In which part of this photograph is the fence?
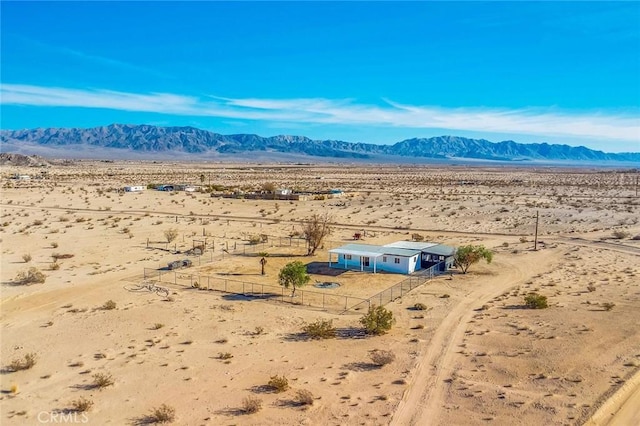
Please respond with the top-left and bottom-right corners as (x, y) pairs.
(143, 268), (370, 314)
(346, 263), (440, 312)
(141, 261), (440, 315)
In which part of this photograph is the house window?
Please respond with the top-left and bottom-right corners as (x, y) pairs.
(383, 256), (387, 263)
(439, 255), (445, 261)
(345, 255), (352, 260)
(394, 258), (400, 264)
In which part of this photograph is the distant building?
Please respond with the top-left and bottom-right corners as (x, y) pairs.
(124, 185), (145, 192)
(275, 188), (292, 196)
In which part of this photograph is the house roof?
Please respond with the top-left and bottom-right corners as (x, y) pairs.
(383, 241), (439, 251)
(422, 244), (456, 256)
(329, 243), (420, 258)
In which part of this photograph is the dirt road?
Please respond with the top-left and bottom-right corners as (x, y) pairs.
(391, 249), (559, 426)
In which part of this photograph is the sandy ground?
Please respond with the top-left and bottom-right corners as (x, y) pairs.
(1, 161), (639, 425)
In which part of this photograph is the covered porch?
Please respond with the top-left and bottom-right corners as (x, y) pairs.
(328, 247), (383, 273)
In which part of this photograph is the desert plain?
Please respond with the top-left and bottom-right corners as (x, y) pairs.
(1, 160), (639, 426)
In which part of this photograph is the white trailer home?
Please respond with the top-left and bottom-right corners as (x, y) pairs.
(124, 185), (146, 192)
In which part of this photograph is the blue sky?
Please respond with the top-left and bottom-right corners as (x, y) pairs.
(1, 1), (639, 152)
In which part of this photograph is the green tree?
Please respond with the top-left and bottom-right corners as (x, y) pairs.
(360, 305), (395, 335)
(454, 245), (493, 274)
(278, 261), (310, 297)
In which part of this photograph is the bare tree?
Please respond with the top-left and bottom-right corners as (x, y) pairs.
(164, 228), (178, 243)
(303, 212), (332, 256)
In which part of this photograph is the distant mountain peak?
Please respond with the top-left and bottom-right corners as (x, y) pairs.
(1, 124), (638, 163)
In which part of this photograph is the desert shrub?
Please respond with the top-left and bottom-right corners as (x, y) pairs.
(22, 253), (32, 263)
(267, 375), (289, 393)
(152, 323), (165, 330)
(51, 242), (59, 248)
(147, 404), (176, 423)
(295, 389), (314, 406)
(519, 237), (528, 243)
(360, 305), (395, 335)
(15, 267), (46, 285)
(302, 319), (336, 339)
(632, 234), (640, 241)
(612, 230), (630, 239)
(101, 300), (117, 310)
(52, 253), (74, 261)
(70, 397), (94, 412)
(602, 302), (615, 311)
(50, 262), (60, 271)
(524, 293), (548, 309)
(8, 353), (37, 371)
(587, 285), (596, 292)
(164, 228), (178, 243)
(218, 352), (233, 360)
(370, 349), (396, 366)
(413, 303), (427, 311)
(242, 396), (263, 414)
(92, 372), (114, 389)
(247, 235), (262, 245)
(412, 233), (424, 242)
(254, 326), (265, 335)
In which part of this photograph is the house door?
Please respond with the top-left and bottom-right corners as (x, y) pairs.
(363, 257), (370, 267)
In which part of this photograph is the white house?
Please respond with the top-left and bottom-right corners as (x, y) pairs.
(328, 243), (421, 274)
(124, 185), (145, 192)
(328, 241), (456, 275)
(275, 188), (292, 196)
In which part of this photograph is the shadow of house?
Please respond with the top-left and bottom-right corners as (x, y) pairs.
(306, 261), (348, 276)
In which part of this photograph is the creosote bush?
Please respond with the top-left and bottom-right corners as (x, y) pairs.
(15, 267), (46, 285)
(360, 305), (395, 335)
(8, 353), (37, 372)
(267, 375), (289, 393)
(148, 404), (176, 423)
(611, 230), (630, 240)
(369, 349), (396, 366)
(295, 389), (314, 406)
(22, 253), (32, 263)
(92, 372), (114, 389)
(101, 300), (117, 310)
(242, 396), (263, 414)
(413, 303), (427, 311)
(302, 319), (336, 339)
(70, 397), (94, 412)
(524, 292), (548, 309)
(602, 302), (615, 311)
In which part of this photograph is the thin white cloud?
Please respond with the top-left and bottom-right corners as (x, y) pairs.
(1, 83), (638, 144)
(15, 35), (171, 78)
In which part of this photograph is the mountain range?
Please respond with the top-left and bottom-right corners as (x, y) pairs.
(1, 124), (638, 163)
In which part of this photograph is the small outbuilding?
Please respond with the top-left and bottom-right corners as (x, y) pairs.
(124, 185), (145, 192)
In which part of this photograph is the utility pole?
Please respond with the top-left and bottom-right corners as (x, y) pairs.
(534, 210), (539, 251)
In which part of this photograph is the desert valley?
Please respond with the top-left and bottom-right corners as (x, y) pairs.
(1, 159), (639, 426)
